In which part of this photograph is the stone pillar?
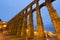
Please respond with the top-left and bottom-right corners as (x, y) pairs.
(45, 3), (58, 20)
(7, 23), (11, 34)
(27, 7), (34, 40)
(9, 20), (17, 35)
(17, 18), (23, 37)
(45, 2), (60, 40)
(52, 18), (60, 40)
(36, 6), (46, 40)
(8, 23), (13, 34)
(8, 21), (17, 35)
(12, 21), (17, 35)
(21, 16), (27, 37)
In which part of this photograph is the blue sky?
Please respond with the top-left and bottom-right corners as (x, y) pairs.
(0, 0), (60, 31)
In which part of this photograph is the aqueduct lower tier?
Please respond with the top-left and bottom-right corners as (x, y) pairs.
(7, 0), (60, 40)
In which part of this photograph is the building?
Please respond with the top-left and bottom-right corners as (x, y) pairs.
(0, 20), (7, 31)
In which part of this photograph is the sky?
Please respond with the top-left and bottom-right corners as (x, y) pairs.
(0, 0), (60, 31)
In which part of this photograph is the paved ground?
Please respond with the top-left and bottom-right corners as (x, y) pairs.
(0, 34), (57, 40)
(0, 31), (58, 40)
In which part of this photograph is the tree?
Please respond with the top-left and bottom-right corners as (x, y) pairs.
(0, 19), (2, 21)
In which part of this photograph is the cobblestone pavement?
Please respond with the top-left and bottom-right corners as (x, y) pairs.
(0, 31), (58, 40)
(0, 34), (57, 40)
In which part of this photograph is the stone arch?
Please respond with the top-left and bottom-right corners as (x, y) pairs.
(40, 6), (56, 32)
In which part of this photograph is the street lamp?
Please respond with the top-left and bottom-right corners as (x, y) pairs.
(3, 25), (7, 27)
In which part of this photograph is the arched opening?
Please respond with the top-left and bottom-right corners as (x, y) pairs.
(33, 11), (37, 30)
(32, 4), (36, 9)
(27, 15), (29, 28)
(27, 7), (30, 12)
(52, 0), (60, 17)
(39, 0), (45, 5)
(40, 6), (56, 32)
(40, 6), (57, 38)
